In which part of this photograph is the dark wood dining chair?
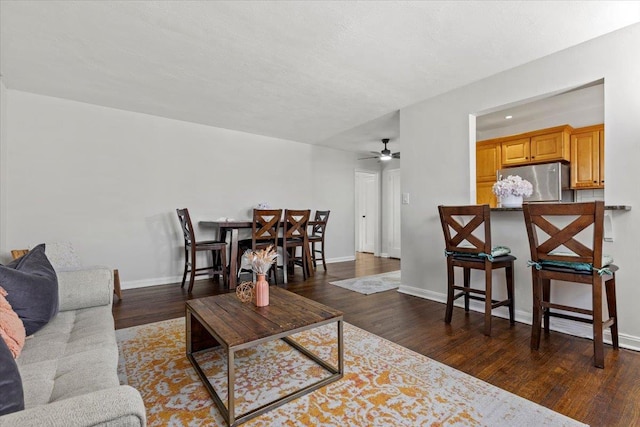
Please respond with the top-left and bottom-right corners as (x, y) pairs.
(280, 209), (311, 284)
(176, 208), (228, 293)
(438, 204), (516, 336)
(308, 210), (330, 271)
(238, 209), (282, 283)
(522, 201), (618, 368)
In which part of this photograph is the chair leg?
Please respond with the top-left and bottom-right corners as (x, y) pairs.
(531, 275), (543, 350)
(593, 278), (605, 368)
(320, 240), (327, 271)
(506, 263), (515, 325)
(305, 242), (314, 278)
(301, 246), (309, 280)
(444, 262), (455, 324)
(542, 278), (551, 333)
(484, 265), (492, 336)
(187, 249), (197, 293)
(181, 248), (189, 288)
(311, 241), (318, 269)
(463, 268), (470, 312)
(212, 250), (220, 282)
(605, 275), (619, 350)
(283, 245), (289, 285)
(295, 247), (305, 280)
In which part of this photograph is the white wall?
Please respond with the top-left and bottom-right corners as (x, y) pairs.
(0, 79), (7, 254)
(1, 90), (357, 287)
(400, 23), (640, 349)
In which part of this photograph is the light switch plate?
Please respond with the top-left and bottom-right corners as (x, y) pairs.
(402, 193), (410, 204)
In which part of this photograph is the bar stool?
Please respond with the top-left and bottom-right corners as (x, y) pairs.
(237, 209), (282, 284)
(176, 208), (228, 293)
(522, 201), (618, 368)
(280, 209), (311, 284)
(438, 204), (515, 336)
(309, 210), (330, 271)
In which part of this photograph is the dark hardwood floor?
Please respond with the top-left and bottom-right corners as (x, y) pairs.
(112, 253), (640, 426)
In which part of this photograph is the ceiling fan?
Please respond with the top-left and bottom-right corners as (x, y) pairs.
(358, 139), (400, 161)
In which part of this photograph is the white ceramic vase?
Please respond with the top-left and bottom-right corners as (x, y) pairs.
(500, 194), (523, 208)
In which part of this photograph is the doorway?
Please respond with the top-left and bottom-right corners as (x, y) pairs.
(355, 171), (379, 255)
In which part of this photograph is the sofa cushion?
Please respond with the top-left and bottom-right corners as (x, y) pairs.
(17, 305), (119, 407)
(0, 337), (24, 415)
(0, 244), (59, 335)
(0, 286), (26, 358)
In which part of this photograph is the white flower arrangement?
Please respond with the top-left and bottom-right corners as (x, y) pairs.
(492, 175), (533, 198)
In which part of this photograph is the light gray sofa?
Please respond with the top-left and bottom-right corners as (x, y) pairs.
(0, 267), (146, 427)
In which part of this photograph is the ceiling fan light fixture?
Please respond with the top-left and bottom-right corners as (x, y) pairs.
(357, 138), (399, 161)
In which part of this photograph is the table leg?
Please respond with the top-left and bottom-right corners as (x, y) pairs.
(229, 228), (239, 289)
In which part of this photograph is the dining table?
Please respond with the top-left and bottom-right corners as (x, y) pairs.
(199, 220), (316, 289)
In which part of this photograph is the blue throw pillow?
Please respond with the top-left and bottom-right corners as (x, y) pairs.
(0, 337), (24, 415)
(0, 244), (59, 335)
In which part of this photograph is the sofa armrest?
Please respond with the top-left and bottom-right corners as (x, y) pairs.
(0, 385), (146, 427)
(57, 267), (114, 312)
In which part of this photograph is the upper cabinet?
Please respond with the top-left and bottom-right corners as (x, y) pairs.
(500, 125), (572, 166)
(500, 137), (530, 165)
(570, 124), (604, 189)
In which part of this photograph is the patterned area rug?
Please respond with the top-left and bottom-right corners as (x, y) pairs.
(116, 317), (585, 427)
(328, 270), (401, 294)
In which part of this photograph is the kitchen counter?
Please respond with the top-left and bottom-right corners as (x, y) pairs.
(492, 205), (631, 212)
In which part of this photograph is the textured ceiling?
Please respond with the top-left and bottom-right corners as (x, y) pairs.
(1, 1), (639, 154)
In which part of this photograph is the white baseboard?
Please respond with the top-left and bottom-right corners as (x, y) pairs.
(122, 255), (357, 289)
(122, 275), (183, 290)
(397, 284), (640, 352)
(326, 255), (356, 263)
(379, 252), (389, 258)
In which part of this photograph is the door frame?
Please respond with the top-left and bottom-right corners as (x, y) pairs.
(355, 170), (380, 257)
(384, 167), (401, 259)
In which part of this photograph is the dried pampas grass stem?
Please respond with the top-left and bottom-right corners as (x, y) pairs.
(243, 245), (278, 274)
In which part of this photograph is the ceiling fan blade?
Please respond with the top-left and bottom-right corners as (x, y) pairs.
(392, 152), (400, 159)
(358, 155), (380, 160)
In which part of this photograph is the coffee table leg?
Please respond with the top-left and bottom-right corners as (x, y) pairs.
(338, 320), (344, 374)
(228, 349), (235, 426)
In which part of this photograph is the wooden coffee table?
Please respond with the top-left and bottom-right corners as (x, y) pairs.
(185, 287), (344, 426)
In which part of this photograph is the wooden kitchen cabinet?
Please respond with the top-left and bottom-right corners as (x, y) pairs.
(476, 140), (501, 207)
(477, 180), (498, 208)
(476, 140), (501, 182)
(500, 126), (572, 166)
(501, 137), (531, 166)
(531, 130), (571, 163)
(571, 124), (604, 189)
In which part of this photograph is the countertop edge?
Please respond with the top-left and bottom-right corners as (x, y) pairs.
(491, 205), (631, 212)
